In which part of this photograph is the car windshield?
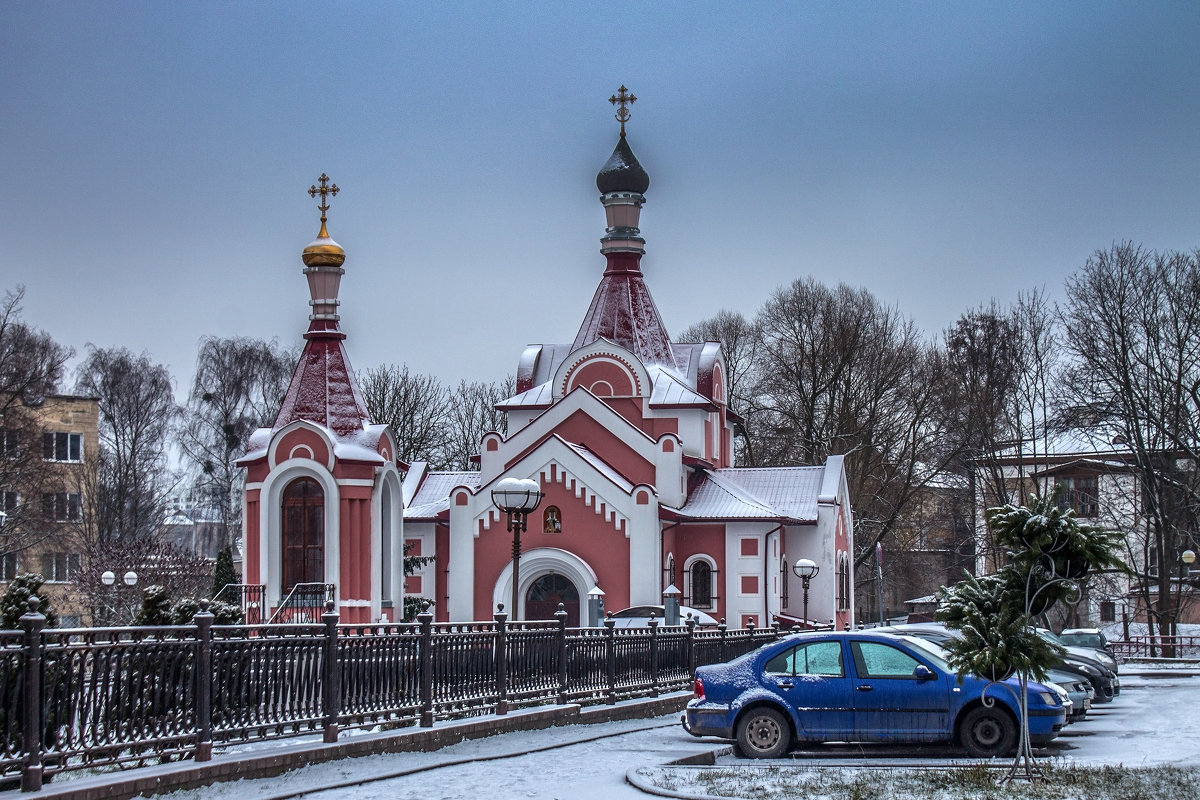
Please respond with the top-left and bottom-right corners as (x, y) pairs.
(1061, 632), (1104, 649)
(1036, 628), (1065, 645)
(887, 634), (952, 672)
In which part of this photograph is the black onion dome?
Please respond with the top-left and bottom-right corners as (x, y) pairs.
(596, 136), (650, 194)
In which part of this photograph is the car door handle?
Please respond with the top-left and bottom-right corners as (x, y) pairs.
(777, 681), (794, 689)
(857, 685), (873, 692)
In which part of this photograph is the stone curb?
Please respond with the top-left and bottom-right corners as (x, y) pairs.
(6, 693), (691, 800)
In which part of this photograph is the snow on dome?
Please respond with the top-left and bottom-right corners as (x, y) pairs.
(596, 136), (650, 195)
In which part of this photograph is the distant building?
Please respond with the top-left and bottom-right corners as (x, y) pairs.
(239, 96), (855, 627)
(0, 393), (100, 626)
(973, 437), (1198, 627)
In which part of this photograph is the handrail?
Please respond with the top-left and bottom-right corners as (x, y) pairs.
(267, 582), (336, 624)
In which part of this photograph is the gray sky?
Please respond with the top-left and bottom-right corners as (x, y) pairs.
(4, 2), (1199, 393)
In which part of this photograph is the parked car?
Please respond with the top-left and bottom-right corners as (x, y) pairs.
(683, 631), (1067, 758)
(1060, 627), (1116, 659)
(608, 605), (719, 628)
(1036, 628), (1119, 674)
(890, 621), (1119, 704)
(1046, 667), (1092, 721)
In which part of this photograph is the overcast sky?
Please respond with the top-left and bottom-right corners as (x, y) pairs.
(4, 2), (1199, 395)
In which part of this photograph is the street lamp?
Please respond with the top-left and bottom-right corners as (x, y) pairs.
(1183, 549), (1196, 576)
(792, 558), (820, 630)
(491, 477), (543, 620)
(100, 569), (138, 626)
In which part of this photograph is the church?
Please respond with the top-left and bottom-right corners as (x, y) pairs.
(239, 90), (855, 629)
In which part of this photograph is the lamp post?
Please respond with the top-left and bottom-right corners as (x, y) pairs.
(491, 477), (543, 621)
(792, 558), (819, 630)
(1183, 549), (1196, 576)
(100, 569), (138, 625)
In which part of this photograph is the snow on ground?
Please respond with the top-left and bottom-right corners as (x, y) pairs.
(157, 673), (1199, 800)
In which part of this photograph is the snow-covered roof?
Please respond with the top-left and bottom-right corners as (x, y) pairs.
(405, 471), (481, 520)
(715, 466), (828, 523)
(647, 366), (713, 407)
(676, 471), (782, 520)
(497, 380), (554, 409)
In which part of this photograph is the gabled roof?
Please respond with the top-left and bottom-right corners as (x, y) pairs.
(566, 443), (634, 493)
(405, 470), (482, 521)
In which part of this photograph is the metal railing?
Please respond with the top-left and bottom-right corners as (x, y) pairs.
(5, 599), (787, 791)
(266, 583), (337, 624)
(1111, 635), (1200, 659)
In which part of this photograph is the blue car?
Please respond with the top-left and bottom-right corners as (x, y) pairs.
(683, 631), (1067, 758)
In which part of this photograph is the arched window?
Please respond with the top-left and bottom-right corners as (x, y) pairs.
(689, 559), (715, 610)
(542, 505), (562, 533)
(282, 477), (324, 591)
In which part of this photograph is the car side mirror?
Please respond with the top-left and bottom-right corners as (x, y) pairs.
(913, 665), (935, 682)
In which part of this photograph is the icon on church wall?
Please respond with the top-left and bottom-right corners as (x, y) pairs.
(543, 506), (562, 533)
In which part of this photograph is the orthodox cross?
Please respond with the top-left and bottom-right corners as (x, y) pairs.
(308, 173), (339, 223)
(609, 85), (637, 136)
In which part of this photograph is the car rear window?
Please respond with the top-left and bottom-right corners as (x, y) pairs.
(765, 640), (844, 677)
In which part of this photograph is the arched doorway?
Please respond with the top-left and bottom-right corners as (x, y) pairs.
(282, 477), (324, 591)
(525, 574), (580, 626)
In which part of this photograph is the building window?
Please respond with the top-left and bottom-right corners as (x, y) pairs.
(0, 553), (18, 581)
(1, 429), (18, 459)
(1099, 600), (1116, 623)
(43, 432), (82, 463)
(1056, 475), (1099, 518)
(282, 477), (324, 591)
(688, 558), (716, 610)
(42, 492), (82, 522)
(40, 552), (81, 582)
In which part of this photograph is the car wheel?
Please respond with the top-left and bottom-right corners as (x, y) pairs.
(735, 707), (791, 759)
(960, 705), (1016, 758)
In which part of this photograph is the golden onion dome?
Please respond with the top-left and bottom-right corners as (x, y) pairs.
(302, 219), (346, 268)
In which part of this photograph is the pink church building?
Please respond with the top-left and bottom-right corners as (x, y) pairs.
(240, 107), (855, 629)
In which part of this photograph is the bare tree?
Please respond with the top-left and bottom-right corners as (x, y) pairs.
(443, 377), (514, 471)
(747, 278), (961, 571)
(1059, 243), (1200, 639)
(677, 309), (759, 463)
(0, 287), (74, 556)
(360, 364), (450, 466)
(179, 336), (295, 551)
(74, 536), (213, 626)
(74, 347), (179, 545)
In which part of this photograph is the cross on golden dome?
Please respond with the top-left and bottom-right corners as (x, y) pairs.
(308, 173), (340, 223)
(609, 85), (637, 137)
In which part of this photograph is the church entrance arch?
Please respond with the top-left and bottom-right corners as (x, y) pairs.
(525, 574), (580, 626)
(492, 547), (597, 624)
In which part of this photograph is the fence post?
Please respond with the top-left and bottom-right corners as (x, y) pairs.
(684, 616), (696, 674)
(193, 600), (215, 761)
(604, 615), (616, 705)
(555, 603), (569, 704)
(418, 601), (435, 727)
(321, 600), (340, 743)
(718, 618), (728, 662)
(20, 597), (46, 792)
(648, 616), (659, 697)
(494, 604), (509, 715)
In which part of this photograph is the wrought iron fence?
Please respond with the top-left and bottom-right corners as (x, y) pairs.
(1111, 634), (1200, 659)
(6, 598), (789, 791)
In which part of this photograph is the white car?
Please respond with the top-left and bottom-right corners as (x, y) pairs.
(608, 605), (719, 628)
